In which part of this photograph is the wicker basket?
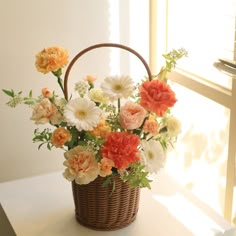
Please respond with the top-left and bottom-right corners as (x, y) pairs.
(72, 174), (140, 230)
(64, 43), (152, 230)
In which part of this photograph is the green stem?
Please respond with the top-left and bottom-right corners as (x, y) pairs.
(57, 77), (65, 98)
(118, 98), (121, 113)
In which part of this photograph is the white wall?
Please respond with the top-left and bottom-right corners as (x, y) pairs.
(0, 0), (112, 182)
(0, 0), (150, 182)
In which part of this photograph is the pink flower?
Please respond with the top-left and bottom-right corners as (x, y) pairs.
(99, 158), (114, 177)
(63, 146), (99, 184)
(140, 80), (177, 117)
(119, 101), (147, 130)
(101, 132), (140, 170)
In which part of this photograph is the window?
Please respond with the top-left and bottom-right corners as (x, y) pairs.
(150, 0), (236, 222)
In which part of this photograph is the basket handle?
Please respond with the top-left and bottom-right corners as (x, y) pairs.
(63, 43), (152, 100)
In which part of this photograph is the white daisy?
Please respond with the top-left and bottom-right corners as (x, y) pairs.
(140, 140), (165, 174)
(101, 75), (134, 101)
(64, 97), (101, 131)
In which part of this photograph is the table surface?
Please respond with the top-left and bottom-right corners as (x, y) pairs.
(0, 171), (235, 236)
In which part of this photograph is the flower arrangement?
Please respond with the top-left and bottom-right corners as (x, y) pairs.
(3, 44), (187, 189)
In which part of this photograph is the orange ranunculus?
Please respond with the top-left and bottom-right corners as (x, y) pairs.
(139, 80), (177, 117)
(35, 46), (69, 74)
(51, 127), (71, 148)
(101, 132), (140, 170)
(99, 158), (114, 177)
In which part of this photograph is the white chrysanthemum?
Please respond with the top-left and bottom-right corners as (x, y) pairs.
(101, 75), (134, 101)
(166, 116), (181, 137)
(140, 140), (165, 174)
(64, 97), (101, 131)
(74, 80), (89, 97)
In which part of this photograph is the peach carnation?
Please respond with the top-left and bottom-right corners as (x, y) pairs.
(99, 158), (114, 177)
(63, 146), (99, 184)
(119, 101), (147, 130)
(35, 46), (68, 74)
(139, 80), (177, 117)
(101, 132), (140, 170)
(51, 127), (71, 147)
(143, 117), (159, 135)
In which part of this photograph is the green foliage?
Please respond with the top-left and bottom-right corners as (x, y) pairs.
(2, 89), (37, 107)
(121, 162), (152, 189)
(33, 128), (53, 150)
(159, 48), (188, 81)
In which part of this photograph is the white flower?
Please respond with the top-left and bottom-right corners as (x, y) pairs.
(166, 116), (181, 137)
(101, 75), (134, 101)
(89, 88), (109, 104)
(140, 140), (165, 174)
(64, 97), (101, 131)
(74, 80), (89, 97)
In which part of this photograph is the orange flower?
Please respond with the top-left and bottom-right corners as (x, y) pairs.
(88, 120), (111, 138)
(41, 88), (52, 98)
(143, 117), (159, 135)
(99, 158), (114, 177)
(51, 127), (71, 147)
(101, 132), (140, 170)
(35, 46), (68, 74)
(84, 75), (97, 84)
(139, 80), (176, 117)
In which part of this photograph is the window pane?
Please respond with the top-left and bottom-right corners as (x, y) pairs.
(168, 0), (235, 88)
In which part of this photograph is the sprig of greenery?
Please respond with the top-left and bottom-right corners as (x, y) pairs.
(33, 128), (53, 150)
(121, 162), (152, 189)
(2, 89), (37, 107)
(158, 48), (188, 81)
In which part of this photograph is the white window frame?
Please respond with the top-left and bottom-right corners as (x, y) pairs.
(149, 0), (236, 222)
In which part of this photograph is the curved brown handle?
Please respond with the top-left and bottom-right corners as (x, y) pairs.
(63, 43), (152, 100)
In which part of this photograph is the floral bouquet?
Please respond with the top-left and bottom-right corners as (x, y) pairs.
(3, 43), (187, 189)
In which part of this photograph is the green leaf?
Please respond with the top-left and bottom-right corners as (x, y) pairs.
(2, 89), (15, 97)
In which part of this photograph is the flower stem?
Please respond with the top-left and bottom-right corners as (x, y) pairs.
(118, 98), (120, 113)
(57, 77), (65, 98)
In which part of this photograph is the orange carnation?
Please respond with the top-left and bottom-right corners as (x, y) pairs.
(88, 120), (111, 139)
(35, 46), (69, 74)
(51, 127), (71, 147)
(101, 132), (140, 170)
(139, 80), (177, 117)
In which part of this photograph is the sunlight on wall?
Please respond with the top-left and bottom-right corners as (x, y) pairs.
(166, 83), (230, 216)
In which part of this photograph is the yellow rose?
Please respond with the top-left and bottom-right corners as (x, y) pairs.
(35, 46), (69, 74)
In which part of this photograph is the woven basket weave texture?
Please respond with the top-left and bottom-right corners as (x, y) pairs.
(72, 174), (140, 230)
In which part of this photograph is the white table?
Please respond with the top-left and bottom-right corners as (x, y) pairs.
(0, 171), (235, 236)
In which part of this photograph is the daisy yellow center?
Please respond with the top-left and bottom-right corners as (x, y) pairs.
(147, 151), (153, 160)
(112, 84), (123, 92)
(75, 110), (87, 119)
